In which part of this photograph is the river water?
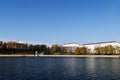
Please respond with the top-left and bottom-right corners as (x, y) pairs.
(0, 57), (120, 80)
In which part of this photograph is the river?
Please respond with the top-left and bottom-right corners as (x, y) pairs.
(0, 57), (120, 80)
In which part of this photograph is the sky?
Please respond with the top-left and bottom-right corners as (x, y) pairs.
(0, 0), (120, 45)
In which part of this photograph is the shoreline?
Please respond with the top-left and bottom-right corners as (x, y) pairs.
(0, 54), (120, 58)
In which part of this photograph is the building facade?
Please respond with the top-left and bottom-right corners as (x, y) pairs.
(62, 43), (80, 53)
(61, 41), (120, 54)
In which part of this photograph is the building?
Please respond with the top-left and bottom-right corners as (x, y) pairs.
(61, 41), (120, 54)
(62, 43), (80, 53)
(82, 41), (120, 54)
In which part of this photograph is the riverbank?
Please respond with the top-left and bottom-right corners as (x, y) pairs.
(0, 54), (120, 58)
(0, 54), (34, 57)
(37, 55), (120, 58)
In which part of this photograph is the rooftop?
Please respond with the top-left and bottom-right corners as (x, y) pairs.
(82, 41), (118, 45)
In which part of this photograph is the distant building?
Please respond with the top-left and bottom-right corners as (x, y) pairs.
(61, 43), (80, 53)
(6, 41), (27, 49)
(61, 41), (120, 54)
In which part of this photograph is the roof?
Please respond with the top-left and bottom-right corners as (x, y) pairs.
(62, 42), (80, 47)
(82, 41), (118, 45)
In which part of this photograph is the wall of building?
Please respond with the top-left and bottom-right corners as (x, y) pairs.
(62, 41), (120, 54)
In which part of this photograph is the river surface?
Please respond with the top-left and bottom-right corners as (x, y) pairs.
(0, 57), (120, 80)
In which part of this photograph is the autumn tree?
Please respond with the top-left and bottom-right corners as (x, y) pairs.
(75, 47), (81, 55)
(94, 47), (101, 55)
(51, 44), (61, 54)
(106, 45), (115, 55)
(94, 45), (115, 55)
(75, 46), (87, 55)
(115, 46), (120, 54)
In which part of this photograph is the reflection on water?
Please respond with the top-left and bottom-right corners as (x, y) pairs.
(0, 57), (120, 80)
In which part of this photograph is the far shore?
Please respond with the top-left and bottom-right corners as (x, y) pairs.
(0, 54), (120, 58)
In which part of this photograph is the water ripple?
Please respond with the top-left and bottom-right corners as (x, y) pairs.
(0, 57), (120, 80)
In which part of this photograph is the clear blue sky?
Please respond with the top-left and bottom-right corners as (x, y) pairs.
(0, 0), (120, 44)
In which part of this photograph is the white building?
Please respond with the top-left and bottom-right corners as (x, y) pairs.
(82, 41), (120, 53)
(61, 41), (120, 54)
(62, 43), (80, 53)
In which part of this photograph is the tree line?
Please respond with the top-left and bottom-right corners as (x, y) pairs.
(0, 41), (67, 55)
(0, 41), (120, 55)
(0, 41), (50, 55)
(50, 44), (120, 55)
(75, 45), (120, 55)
